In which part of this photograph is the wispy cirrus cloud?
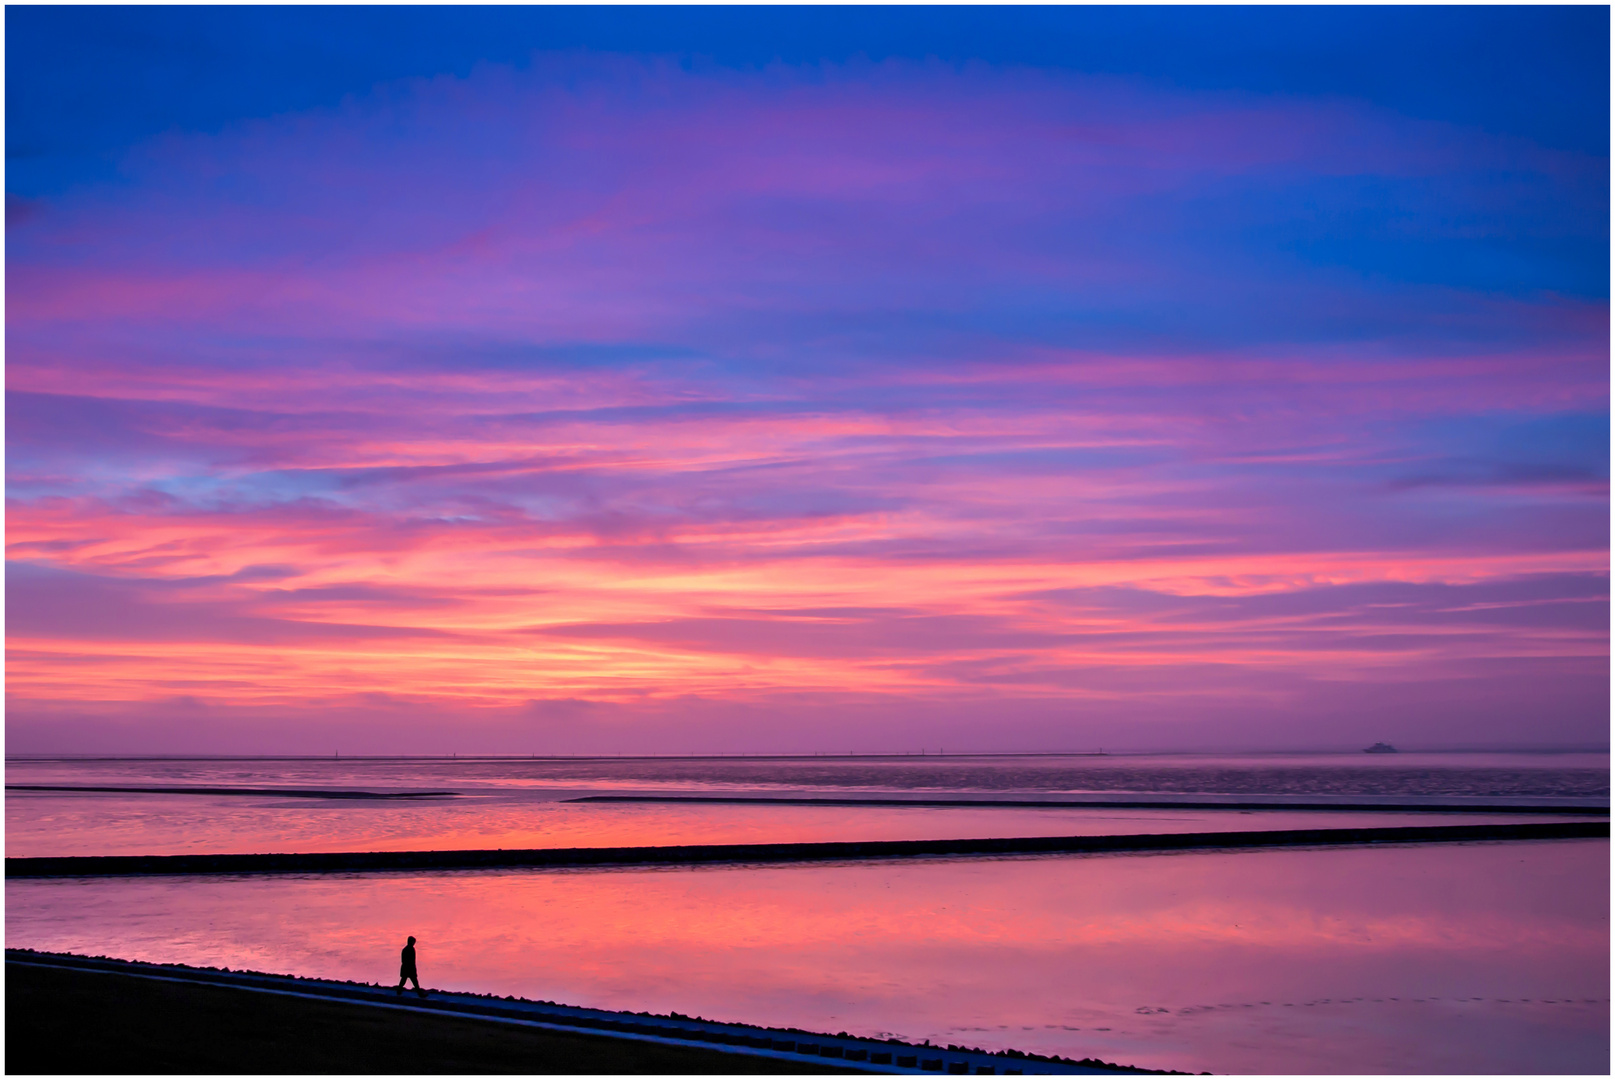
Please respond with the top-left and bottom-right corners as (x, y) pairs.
(6, 53), (1606, 752)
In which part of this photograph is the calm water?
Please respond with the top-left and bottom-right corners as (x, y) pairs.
(6, 843), (1606, 1074)
(9, 750), (1610, 797)
(6, 753), (1608, 1073)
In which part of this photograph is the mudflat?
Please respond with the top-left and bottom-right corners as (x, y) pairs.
(5, 961), (852, 1074)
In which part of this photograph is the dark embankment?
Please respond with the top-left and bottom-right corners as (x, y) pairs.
(7, 952), (1178, 1075)
(4, 961), (845, 1074)
(5, 785), (456, 799)
(570, 794), (1609, 814)
(8, 821), (1607, 879)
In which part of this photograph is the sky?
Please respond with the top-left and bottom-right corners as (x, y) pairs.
(6, 7), (1609, 755)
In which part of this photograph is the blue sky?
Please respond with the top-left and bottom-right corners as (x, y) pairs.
(9, 5), (1608, 198)
(6, 6), (1608, 753)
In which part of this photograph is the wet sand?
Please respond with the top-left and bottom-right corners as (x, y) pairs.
(5, 960), (850, 1074)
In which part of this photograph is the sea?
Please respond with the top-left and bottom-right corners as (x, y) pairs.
(5, 751), (1609, 1074)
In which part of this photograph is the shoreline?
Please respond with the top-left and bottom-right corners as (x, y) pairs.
(9, 784), (1605, 814)
(4, 955), (839, 1075)
(5, 950), (1180, 1075)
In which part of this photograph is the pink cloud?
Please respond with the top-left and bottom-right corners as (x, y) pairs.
(7, 54), (1606, 751)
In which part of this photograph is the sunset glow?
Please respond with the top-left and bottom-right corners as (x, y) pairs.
(7, 8), (1608, 753)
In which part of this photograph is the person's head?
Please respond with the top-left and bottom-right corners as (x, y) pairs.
(407, 936), (416, 945)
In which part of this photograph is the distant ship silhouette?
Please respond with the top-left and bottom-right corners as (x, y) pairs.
(1363, 742), (1399, 754)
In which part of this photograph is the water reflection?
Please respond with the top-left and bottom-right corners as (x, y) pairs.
(7, 751), (1609, 798)
(7, 840), (1606, 1074)
(5, 789), (1589, 858)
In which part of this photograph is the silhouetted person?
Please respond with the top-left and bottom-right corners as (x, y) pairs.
(395, 935), (426, 998)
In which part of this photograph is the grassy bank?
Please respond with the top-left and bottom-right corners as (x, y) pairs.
(5, 961), (851, 1074)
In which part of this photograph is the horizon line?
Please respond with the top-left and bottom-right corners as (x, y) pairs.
(6, 747), (1610, 763)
